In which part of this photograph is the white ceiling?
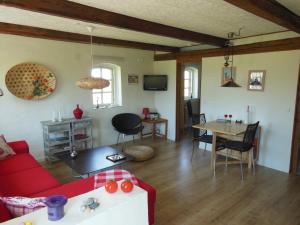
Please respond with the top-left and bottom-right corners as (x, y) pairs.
(276, 0), (300, 15)
(0, 6), (200, 48)
(69, 0), (286, 38)
(0, 0), (298, 49)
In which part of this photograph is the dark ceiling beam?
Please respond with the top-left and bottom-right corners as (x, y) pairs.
(224, 0), (300, 34)
(154, 37), (300, 61)
(0, 0), (226, 46)
(0, 22), (180, 52)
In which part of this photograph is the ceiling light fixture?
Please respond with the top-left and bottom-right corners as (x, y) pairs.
(222, 29), (242, 88)
(76, 26), (110, 89)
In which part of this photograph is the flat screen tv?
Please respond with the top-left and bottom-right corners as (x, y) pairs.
(143, 75), (167, 91)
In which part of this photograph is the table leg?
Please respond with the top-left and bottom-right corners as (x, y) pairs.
(248, 149), (252, 169)
(152, 123), (156, 140)
(211, 132), (217, 169)
(165, 121), (168, 140)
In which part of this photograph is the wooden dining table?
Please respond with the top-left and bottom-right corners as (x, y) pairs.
(192, 120), (248, 168)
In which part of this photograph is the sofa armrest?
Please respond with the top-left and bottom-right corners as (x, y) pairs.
(137, 179), (156, 225)
(7, 140), (29, 154)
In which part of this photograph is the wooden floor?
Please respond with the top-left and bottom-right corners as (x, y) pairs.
(44, 136), (300, 225)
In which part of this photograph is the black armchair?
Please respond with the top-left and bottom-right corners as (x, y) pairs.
(112, 113), (143, 150)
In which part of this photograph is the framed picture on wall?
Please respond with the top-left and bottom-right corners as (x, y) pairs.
(248, 70), (266, 91)
(128, 74), (139, 85)
(221, 67), (236, 85)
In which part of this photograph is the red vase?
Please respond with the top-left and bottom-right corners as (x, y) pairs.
(73, 104), (83, 119)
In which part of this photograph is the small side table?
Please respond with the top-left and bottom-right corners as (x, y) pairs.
(141, 118), (168, 140)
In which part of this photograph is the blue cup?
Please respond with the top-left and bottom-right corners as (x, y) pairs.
(45, 195), (68, 221)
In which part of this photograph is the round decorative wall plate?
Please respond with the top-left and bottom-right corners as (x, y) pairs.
(5, 63), (56, 100)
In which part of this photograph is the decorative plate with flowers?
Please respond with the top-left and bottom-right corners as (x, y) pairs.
(5, 63), (56, 100)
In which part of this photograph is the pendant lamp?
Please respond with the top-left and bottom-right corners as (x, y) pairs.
(76, 26), (110, 89)
(221, 31), (241, 88)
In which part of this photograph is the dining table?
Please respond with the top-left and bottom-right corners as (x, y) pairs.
(192, 120), (248, 169)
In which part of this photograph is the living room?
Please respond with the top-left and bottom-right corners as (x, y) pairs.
(1, 0), (300, 225)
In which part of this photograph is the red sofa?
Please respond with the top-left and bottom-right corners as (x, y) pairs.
(0, 140), (156, 224)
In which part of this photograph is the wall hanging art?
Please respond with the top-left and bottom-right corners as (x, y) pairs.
(5, 63), (56, 100)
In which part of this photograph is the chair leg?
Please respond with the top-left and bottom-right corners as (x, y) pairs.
(214, 151), (217, 177)
(252, 148), (256, 175)
(191, 140), (195, 161)
(240, 152), (244, 181)
(121, 134), (126, 151)
(225, 148), (228, 172)
(116, 133), (120, 145)
(202, 142), (207, 156)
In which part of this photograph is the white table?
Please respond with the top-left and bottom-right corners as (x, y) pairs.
(2, 180), (149, 225)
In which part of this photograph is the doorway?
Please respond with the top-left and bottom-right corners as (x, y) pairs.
(175, 60), (201, 142)
(290, 64), (300, 175)
(183, 64), (201, 136)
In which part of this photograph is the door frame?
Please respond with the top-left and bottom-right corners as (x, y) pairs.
(175, 58), (202, 142)
(290, 63), (300, 174)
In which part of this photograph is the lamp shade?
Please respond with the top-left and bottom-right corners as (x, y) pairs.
(76, 77), (110, 89)
(221, 78), (241, 87)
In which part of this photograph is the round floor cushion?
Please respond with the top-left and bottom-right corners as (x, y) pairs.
(124, 145), (154, 162)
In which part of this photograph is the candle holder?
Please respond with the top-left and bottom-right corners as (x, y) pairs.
(229, 114), (232, 123)
(45, 195), (67, 221)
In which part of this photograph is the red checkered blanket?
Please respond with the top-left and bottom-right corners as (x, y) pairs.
(94, 168), (139, 189)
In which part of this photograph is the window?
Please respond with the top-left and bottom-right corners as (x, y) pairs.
(91, 63), (122, 108)
(184, 67), (199, 99)
(184, 69), (193, 99)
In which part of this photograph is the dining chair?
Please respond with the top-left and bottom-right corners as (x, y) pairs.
(187, 99), (200, 129)
(216, 121), (259, 180)
(191, 113), (225, 161)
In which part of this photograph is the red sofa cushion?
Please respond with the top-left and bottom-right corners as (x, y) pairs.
(0, 167), (60, 196)
(7, 141), (29, 154)
(31, 176), (94, 198)
(0, 154), (40, 176)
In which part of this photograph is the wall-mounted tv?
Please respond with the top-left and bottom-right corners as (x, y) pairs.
(143, 75), (168, 91)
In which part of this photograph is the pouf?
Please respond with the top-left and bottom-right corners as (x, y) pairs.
(124, 145), (154, 162)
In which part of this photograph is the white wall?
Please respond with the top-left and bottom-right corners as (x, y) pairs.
(202, 50), (300, 172)
(153, 60), (177, 141)
(0, 34), (155, 160)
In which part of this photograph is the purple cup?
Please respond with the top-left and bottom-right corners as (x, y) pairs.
(45, 195), (68, 221)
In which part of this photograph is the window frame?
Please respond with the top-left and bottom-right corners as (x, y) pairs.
(92, 65), (116, 108)
(184, 69), (193, 99)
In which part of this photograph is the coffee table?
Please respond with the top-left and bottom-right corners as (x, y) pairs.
(55, 146), (133, 177)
